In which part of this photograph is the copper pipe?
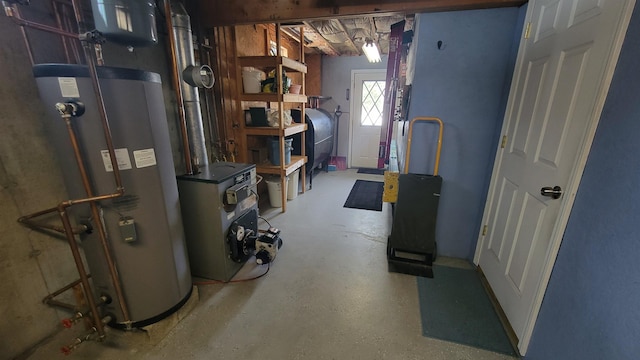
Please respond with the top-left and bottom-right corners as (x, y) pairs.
(47, 299), (77, 311)
(60, 0), (83, 63)
(19, 205), (59, 220)
(58, 205), (105, 339)
(70, 0), (92, 65)
(61, 105), (131, 326)
(44, 276), (89, 304)
(164, 0), (193, 175)
(79, 49), (132, 324)
(63, 13), (82, 63)
(17, 206), (85, 234)
(19, 219), (86, 234)
(52, 1), (72, 63)
(6, 0), (129, 327)
(69, 0), (83, 29)
(19, 206), (86, 233)
(5, 4), (79, 39)
(11, 5), (35, 64)
(69, 0), (123, 190)
(62, 295), (110, 329)
(80, 59), (124, 192)
(61, 315), (112, 355)
(59, 192), (123, 207)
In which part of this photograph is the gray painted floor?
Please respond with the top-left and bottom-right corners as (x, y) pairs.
(26, 169), (516, 360)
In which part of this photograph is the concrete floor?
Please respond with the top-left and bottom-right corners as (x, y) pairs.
(25, 169), (517, 360)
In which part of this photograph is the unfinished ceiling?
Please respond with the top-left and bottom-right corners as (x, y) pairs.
(279, 15), (412, 56)
(195, 0), (527, 56)
(298, 15), (413, 56)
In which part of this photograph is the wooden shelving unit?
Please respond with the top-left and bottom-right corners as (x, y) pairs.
(235, 24), (307, 212)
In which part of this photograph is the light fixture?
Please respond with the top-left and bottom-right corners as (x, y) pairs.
(362, 39), (381, 63)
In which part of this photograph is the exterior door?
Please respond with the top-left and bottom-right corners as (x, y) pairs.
(350, 70), (385, 168)
(474, 0), (634, 354)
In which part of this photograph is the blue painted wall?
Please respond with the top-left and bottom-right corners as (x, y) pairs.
(321, 55), (388, 161)
(400, 8), (523, 259)
(526, 4), (640, 359)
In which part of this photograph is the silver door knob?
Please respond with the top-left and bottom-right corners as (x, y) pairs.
(540, 186), (562, 199)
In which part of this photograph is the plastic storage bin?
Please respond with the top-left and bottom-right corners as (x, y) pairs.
(287, 169), (299, 200)
(266, 177), (288, 208)
(242, 68), (263, 94)
(268, 137), (293, 166)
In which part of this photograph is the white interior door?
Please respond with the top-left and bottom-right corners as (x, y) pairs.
(350, 70), (385, 168)
(474, 0), (634, 354)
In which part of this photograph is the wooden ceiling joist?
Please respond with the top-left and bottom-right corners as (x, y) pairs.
(335, 19), (361, 55)
(196, 0), (527, 27)
(302, 21), (341, 56)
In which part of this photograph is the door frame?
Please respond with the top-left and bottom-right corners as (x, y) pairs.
(348, 69), (386, 168)
(473, 0), (636, 354)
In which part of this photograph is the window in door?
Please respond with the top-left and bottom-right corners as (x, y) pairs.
(361, 80), (385, 126)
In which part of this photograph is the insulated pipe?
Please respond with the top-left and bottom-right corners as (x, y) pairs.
(171, 1), (209, 168)
(163, 0), (193, 175)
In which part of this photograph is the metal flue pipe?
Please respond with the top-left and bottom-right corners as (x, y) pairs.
(170, 1), (209, 168)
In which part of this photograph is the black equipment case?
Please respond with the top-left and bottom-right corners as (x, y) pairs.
(387, 117), (444, 278)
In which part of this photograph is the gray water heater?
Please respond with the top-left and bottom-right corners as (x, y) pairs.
(33, 64), (191, 327)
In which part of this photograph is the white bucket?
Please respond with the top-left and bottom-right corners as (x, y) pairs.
(287, 169), (299, 200)
(242, 68), (263, 94)
(266, 177), (288, 208)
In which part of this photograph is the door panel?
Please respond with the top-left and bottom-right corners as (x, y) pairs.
(350, 70), (385, 168)
(476, 0), (633, 354)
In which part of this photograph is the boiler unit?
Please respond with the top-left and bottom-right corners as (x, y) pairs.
(177, 162), (258, 281)
(33, 64), (193, 328)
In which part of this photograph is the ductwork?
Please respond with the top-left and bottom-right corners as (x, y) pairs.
(171, 2), (208, 167)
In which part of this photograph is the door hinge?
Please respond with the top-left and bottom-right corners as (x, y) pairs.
(482, 225), (488, 236)
(524, 22), (532, 39)
(501, 135), (507, 149)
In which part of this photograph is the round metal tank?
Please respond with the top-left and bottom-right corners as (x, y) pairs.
(90, 0), (158, 46)
(33, 64), (192, 327)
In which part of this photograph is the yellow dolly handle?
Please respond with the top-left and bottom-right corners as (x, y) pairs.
(404, 117), (444, 175)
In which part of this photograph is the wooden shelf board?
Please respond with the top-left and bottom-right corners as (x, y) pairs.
(238, 56), (307, 73)
(240, 93), (307, 103)
(244, 123), (307, 136)
(256, 156), (307, 176)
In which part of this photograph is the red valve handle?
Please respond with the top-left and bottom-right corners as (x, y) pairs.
(61, 346), (72, 355)
(61, 318), (73, 328)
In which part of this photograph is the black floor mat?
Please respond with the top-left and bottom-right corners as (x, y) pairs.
(343, 180), (384, 211)
(357, 168), (385, 175)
